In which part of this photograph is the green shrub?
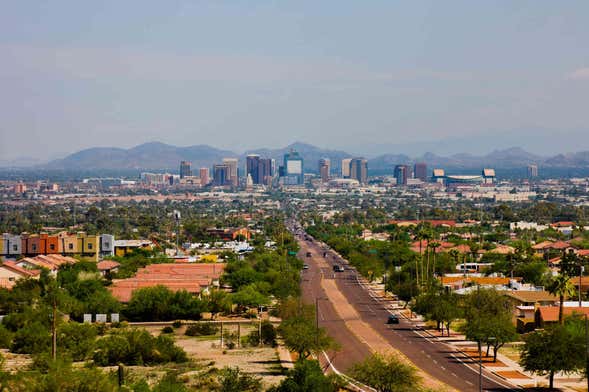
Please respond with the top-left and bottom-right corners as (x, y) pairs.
(218, 366), (262, 392)
(152, 373), (188, 392)
(124, 286), (205, 321)
(185, 323), (218, 336)
(93, 328), (187, 366)
(245, 331), (260, 347)
(172, 320), (182, 328)
(57, 322), (97, 361)
(93, 334), (130, 366)
(224, 332), (237, 350)
(11, 321), (51, 354)
(161, 326), (174, 334)
(0, 324), (13, 348)
(260, 320), (277, 346)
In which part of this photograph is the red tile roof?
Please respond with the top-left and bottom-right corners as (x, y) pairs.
(97, 260), (120, 271)
(390, 220), (456, 227)
(537, 306), (589, 323)
(0, 261), (40, 277)
(551, 221), (575, 227)
(109, 263), (225, 302)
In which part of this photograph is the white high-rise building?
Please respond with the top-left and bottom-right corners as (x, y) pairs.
(341, 158), (352, 178)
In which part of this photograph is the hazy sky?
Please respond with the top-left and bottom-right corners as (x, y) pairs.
(1, 1), (588, 160)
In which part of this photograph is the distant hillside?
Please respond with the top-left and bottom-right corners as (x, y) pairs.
(44, 142), (236, 171)
(368, 147), (546, 171)
(243, 142), (353, 172)
(36, 141), (589, 175)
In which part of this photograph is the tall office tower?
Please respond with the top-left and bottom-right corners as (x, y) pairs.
(414, 162), (427, 181)
(283, 149), (304, 185)
(394, 164), (408, 185)
(318, 158), (330, 182)
(527, 164), (539, 178)
(341, 158), (352, 178)
(246, 154), (261, 184)
(260, 158), (274, 185)
(349, 158), (368, 184)
(199, 167), (209, 186)
(223, 158), (239, 186)
(213, 164), (230, 186)
(179, 161), (192, 179)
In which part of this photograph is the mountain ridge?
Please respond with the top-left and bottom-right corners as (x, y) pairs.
(4, 142), (589, 172)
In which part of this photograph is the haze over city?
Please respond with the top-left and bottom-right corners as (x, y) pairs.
(2, 1), (589, 161)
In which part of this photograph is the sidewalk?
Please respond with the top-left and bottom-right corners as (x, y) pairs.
(275, 340), (295, 370)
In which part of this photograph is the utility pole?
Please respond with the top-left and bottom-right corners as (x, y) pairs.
(580, 265), (584, 308)
(51, 296), (57, 360)
(586, 314), (589, 392)
(259, 306), (262, 347)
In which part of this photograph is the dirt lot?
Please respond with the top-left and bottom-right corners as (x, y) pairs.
(2, 324), (286, 390)
(144, 324), (286, 389)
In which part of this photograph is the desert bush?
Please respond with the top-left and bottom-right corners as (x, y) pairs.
(93, 328), (187, 366)
(185, 323), (218, 336)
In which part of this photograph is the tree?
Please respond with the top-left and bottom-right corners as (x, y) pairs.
(435, 293), (461, 337)
(462, 288), (517, 362)
(519, 324), (583, 389)
(548, 274), (576, 325)
(231, 285), (268, 312)
(429, 241), (441, 278)
(205, 289), (232, 319)
(124, 286), (205, 321)
(269, 359), (343, 392)
(11, 321), (51, 354)
(280, 316), (337, 359)
(349, 353), (420, 392)
(57, 322), (97, 361)
(218, 366), (262, 392)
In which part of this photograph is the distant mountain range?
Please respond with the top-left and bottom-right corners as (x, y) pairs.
(3, 142), (589, 174)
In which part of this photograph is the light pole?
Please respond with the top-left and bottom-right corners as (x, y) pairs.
(579, 264), (584, 307)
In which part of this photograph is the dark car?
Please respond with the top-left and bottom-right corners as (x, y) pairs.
(333, 265), (345, 272)
(306, 252), (312, 257)
(387, 314), (399, 324)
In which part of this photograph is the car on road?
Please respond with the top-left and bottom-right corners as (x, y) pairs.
(387, 314), (399, 324)
(303, 264), (309, 270)
(333, 265), (345, 272)
(306, 252), (312, 257)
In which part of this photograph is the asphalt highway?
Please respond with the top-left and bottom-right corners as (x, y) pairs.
(297, 231), (519, 392)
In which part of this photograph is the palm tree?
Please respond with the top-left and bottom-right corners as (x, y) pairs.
(430, 241), (441, 279)
(449, 249), (461, 277)
(415, 229), (432, 286)
(424, 231), (433, 284)
(548, 274), (576, 325)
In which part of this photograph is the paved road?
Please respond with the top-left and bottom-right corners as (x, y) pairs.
(297, 232), (519, 392)
(300, 246), (372, 372)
